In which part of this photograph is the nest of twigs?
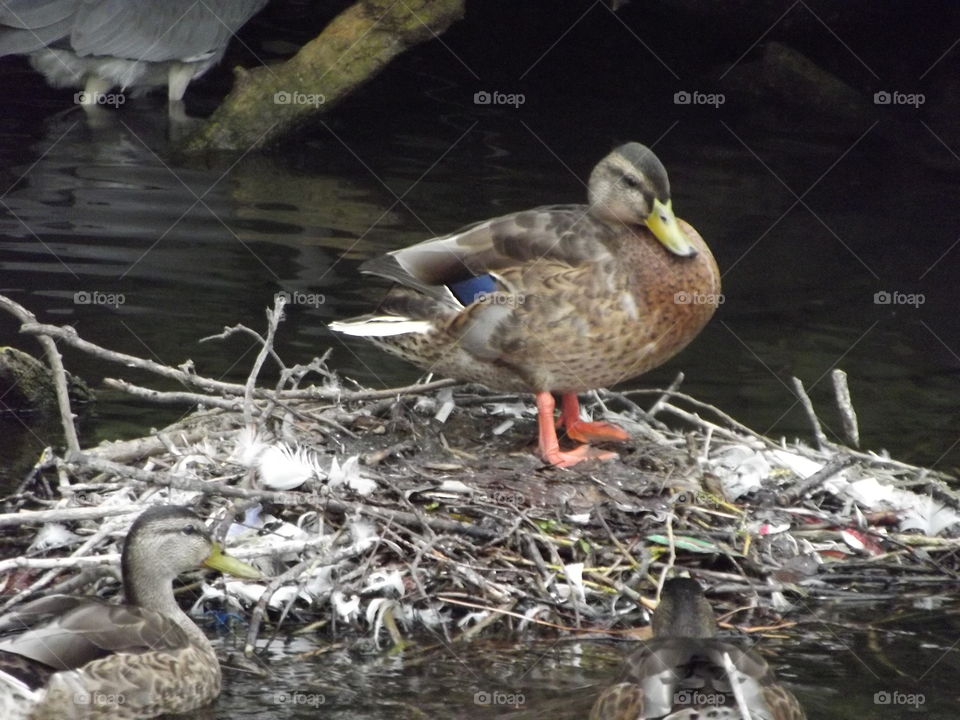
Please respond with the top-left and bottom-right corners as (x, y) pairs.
(1, 295), (959, 654)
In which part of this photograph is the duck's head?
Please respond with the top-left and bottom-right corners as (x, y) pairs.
(588, 142), (696, 257)
(122, 505), (261, 605)
(652, 577), (717, 638)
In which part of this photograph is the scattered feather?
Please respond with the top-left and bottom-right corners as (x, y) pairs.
(258, 444), (322, 490)
(229, 426), (272, 468)
(900, 495), (960, 535)
(711, 445), (769, 500)
(332, 590), (361, 622)
(562, 563), (586, 605)
(328, 455), (376, 495)
(364, 569), (405, 596)
(28, 523), (80, 552)
(434, 387), (455, 423)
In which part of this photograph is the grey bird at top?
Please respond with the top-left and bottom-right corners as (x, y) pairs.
(0, 0), (268, 110)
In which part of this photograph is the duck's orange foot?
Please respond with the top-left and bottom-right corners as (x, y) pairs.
(564, 419), (630, 444)
(539, 443), (619, 468)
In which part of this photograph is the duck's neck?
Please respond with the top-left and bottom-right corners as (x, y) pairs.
(122, 556), (211, 649)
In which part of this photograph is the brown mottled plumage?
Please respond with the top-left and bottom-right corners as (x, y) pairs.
(0, 506), (261, 720)
(590, 578), (807, 720)
(330, 143), (720, 466)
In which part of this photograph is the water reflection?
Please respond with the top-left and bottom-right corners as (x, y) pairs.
(209, 602), (959, 719)
(1, 97), (958, 479)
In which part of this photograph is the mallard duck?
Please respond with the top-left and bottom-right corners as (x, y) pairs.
(0, 1), (268, 108)
(0, 505), (261, 720)
(590, 577), (806, 720)
(329, 142), (720, 467)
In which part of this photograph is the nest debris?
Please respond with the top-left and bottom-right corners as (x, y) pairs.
(1, 294), (959, 656)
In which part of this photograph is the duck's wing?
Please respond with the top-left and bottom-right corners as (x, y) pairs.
(359, 205), (616, 308)
(706, 643), (807, 720)
(612, 639), (806, 720)
(0, 596), (189, 672)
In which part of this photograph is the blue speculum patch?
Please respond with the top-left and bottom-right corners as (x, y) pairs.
(448, 274), (496, 305)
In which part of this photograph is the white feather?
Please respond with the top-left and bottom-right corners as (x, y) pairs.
(328, 316), (433, 337)
(258, 444), (322, 490)
(332, 590), (361, 622)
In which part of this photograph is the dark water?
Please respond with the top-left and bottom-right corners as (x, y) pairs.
(0, 7), (959, 717)
(208, 597), (960, 719)
(0, 77), (957, 478)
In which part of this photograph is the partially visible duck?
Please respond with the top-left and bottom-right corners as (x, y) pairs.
(590, 577), (807, 719)
(0, 505), (261, 720)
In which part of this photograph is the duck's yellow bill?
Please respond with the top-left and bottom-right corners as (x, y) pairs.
(203, 543), (262, 579)
(645, 198), (696, 257)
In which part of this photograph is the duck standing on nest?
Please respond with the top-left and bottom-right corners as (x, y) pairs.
(330, 143), (721, 467)
(0, 505), (261, 720)
(590, 578), (807, 720)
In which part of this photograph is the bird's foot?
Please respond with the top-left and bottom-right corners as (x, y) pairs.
(563, 419), (630, 444)
(539, 443), (619, 468)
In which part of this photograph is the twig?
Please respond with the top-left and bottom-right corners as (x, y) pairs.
(103, 379), (245, 409)
(648, 371), (684, 417)
(0, 296), (80, 453)
(831, 369), (860, 448)
(791, 376), (830, 451)
(0, 504), (140, 529)
(778, 457), (857, 505)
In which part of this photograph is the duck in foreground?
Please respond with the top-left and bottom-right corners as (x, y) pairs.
(0, 505), (261, 720)
(590, 577), (806, 720)
(329, 142), (720, 467)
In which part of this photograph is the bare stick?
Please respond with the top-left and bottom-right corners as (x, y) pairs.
(20, 321), (245, 396)
(648, 371), (684, 417)
(103, 379), (245, 410)
(22, 319), (459, 403)
(0, 296), (80, 453)
(778, 456), (857, 505)
(791, 376), (830, 451)
(0, 504), (140, 529)
(831, 369), (860, 448)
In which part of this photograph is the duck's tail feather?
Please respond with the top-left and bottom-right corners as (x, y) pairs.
(328, 315), (433, 337)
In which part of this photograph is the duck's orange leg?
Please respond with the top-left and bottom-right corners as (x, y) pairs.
(535, 392), (618, 467)
(559, 393), (630, 444)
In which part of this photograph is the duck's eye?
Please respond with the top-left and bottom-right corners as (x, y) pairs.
(181, 525), (200, 536)
(622, 175), (641, 189)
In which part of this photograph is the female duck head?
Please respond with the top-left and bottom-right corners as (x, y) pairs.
(121, 505), (258, 606)
(588, 142), (695, 257)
